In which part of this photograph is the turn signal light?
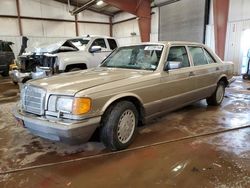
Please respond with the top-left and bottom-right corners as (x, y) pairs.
(72, 98), (91, 115)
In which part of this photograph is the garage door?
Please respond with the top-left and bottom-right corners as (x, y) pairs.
(156, 0), (209, 43)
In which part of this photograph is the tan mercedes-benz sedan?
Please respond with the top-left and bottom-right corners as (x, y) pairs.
(14, 42), (234, 151)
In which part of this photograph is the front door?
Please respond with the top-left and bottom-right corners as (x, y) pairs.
(160, 46), (197, 112)
(88, 38), (112, 67)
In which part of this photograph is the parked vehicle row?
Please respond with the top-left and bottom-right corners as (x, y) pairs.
(13, 41), (234, 151)
(9, 35), (118, 83)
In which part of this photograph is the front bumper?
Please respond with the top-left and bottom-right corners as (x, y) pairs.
(9, 69), (31, 83)
(13, 108), (101, 144)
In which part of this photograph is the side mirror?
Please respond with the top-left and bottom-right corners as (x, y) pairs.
(164, 61), (182, 71)
(247, 49), (250, 58)
(89, 46), (101, 53)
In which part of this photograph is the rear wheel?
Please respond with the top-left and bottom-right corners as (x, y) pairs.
(206, 81), (225, 106)
(100, 101), (138, 151)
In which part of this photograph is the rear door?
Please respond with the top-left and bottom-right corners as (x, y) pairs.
(187, 46), (221, 99)
(160, 45), (198, 112)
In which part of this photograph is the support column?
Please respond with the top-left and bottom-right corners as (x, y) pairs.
(104, 0), (151, 42)
(16, 0), (23, 36)
(75, 15), (79, 36)
(109, 16), (113, 37)
(213, 0), (229, 60)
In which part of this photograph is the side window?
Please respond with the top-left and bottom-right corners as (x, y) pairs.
(107, 39), (117, 50)
(91, 39), (107, 49)
(3, 44), (12, 52)
(167, 46), (190, 68)
(189, 47), (208, 66)
(204, 49), (216, 63)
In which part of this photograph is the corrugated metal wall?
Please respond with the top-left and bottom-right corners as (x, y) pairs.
(158, 0), (207, 43)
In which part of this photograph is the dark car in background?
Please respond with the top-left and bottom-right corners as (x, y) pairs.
(0, 40), (15, 77)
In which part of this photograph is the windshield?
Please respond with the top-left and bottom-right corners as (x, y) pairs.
(69, 38), (90, 50)
(101, 45), (163, 71)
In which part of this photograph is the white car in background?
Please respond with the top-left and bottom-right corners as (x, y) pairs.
(10, 35), (118, 83)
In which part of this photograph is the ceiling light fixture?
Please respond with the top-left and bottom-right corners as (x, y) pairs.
(96, 0), (104, 6)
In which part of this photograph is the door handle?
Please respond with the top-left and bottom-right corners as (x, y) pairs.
(216, 67), (220, 71)
(189, 71), (195, 77)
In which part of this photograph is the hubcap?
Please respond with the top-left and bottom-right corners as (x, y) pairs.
(216, 85), (224, 103)
(117, 109), (135, 144)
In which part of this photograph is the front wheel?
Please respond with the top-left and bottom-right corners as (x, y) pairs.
(100, 101), (138, 151)
(206, 81), (225, 106)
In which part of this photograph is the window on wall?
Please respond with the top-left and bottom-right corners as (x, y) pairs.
(167, 46), (190, 68)
(189, 47), (208, 66)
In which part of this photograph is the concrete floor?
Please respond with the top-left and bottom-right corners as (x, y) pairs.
(0, 76), (250, 187)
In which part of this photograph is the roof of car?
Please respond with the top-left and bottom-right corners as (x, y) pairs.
(121, 41), (206, 47)
(70, 35), (116, 40)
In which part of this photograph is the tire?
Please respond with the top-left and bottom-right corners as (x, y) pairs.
(206, 81), (225, 106)
(243, 74), (249, 80)
(100, 101), (138, 151)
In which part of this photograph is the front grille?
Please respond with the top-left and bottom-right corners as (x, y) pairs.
(22, 85), (46, 115)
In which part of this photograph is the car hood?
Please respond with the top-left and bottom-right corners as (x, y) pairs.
(28, 68), (151, 96)
(26, 40), (78, 54)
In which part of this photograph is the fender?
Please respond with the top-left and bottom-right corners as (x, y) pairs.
(101, 92), (144, 114)
(216, 73), (228, 84)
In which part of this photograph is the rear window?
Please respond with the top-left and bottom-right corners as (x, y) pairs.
(108, 39), (117, 50)
(204, 49), (216, 63)
(188, 47), (208, 66)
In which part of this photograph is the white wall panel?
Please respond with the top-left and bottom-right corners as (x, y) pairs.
(19, 0), (42, 17)
(78, 10), (109, 23)
(224, 22), (243, 74)
(0, 0), (17, 16)
(22, 19), (76, 37)
(20, 0), (75, 20)
(40, 1), (74, 20)
(78, 23), (109, 36)
(151, 7), (159, 41)
(43, 21), (75, 37)
(112, 12), (135, 23)
(228, 0), (250, 22)
(113, 19), (139, 37)
(0, 18), (19, 36)
(22, 19), (44, 36)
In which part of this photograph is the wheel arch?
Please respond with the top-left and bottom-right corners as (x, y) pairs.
(101, 93), (145, 126)
(65, 63), (87, 72)
(217, 74), (229, 87)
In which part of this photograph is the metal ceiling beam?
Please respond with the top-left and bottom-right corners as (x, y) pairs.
(70, 0), (97, 15)
(16, 0), (23, 36)
(53, 0), (114, 16)
(213, 0), (229, 60)
(104, 0), (151, 42)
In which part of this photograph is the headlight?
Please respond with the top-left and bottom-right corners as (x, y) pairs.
(57, 97), (73, 113)
(48, 96), (91, 115)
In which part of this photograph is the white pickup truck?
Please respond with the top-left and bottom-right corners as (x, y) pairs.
(10, 35), (118, 83)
